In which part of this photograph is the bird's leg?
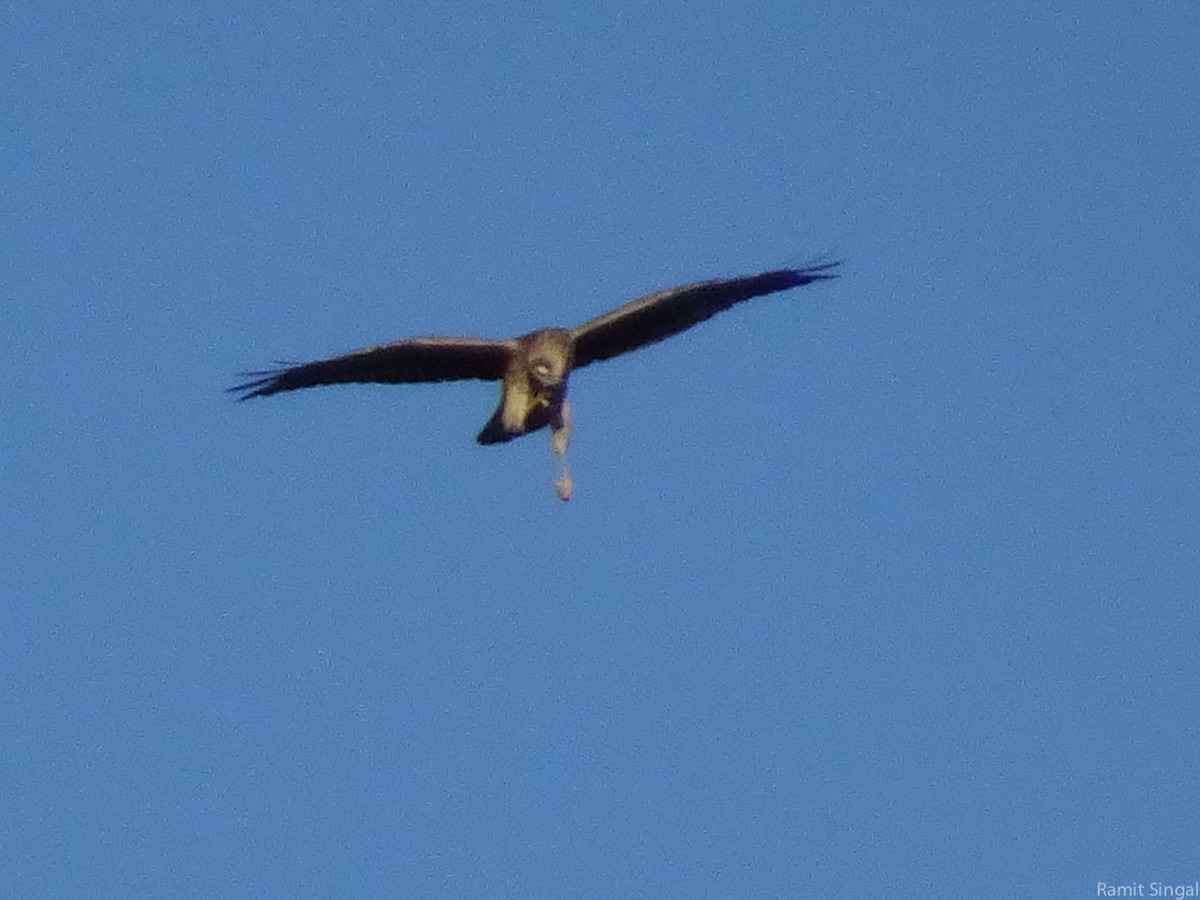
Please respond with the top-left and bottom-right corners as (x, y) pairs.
(551, 398), (573, 502)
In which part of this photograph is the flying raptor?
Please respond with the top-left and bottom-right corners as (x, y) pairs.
(231, 261), (840, 500)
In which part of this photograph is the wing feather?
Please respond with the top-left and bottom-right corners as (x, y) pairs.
(230, 336), (515, 400)
(569, 262), (840, 369)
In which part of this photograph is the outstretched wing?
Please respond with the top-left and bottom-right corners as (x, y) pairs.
(569, 262), (840, 369)
(230, 336), (516, 400)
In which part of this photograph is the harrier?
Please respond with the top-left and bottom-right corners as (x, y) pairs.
(232, 261), (840, 500)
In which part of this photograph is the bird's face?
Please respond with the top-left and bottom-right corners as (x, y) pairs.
(528, 354), (568, 388)
(520, 329), (574, 390)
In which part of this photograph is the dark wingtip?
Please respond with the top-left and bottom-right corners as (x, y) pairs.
(788, 259), (842, 284)
(227, 370), (284, 401)
(745, 261), (840, 298)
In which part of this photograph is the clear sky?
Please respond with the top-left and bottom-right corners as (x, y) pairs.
(4, 2), (1198, 897)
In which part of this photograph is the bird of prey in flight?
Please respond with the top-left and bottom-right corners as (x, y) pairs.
(231, 261), (840, 500)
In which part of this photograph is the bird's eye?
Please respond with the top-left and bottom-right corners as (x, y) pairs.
(533, 363), (551, 377)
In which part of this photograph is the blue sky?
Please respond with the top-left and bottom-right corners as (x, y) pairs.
(4, 2), (1198, 896)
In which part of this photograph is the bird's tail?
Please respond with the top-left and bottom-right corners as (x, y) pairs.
(477, 403), (517, 445)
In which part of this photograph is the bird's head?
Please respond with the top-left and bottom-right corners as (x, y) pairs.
(521, 329), (574, 389)
(528, 354), (568, 388)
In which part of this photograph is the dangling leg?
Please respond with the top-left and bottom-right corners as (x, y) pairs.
(551, 398), (573, 501)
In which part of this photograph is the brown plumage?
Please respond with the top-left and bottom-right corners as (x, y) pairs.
(231, 261), (840, 500)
